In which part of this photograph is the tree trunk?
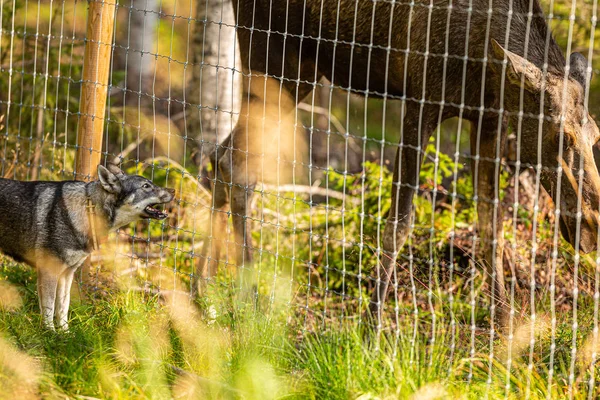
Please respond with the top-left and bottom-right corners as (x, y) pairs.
(187, 0), (240, 166)
(125, 0), (158, 106)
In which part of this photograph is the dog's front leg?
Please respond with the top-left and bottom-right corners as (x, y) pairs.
(37, 267), (59, 330)
(55, 267), (76, 331)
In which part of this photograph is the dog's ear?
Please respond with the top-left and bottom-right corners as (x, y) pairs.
(106, 163), (125, 177)
(97, 165), (122, 194)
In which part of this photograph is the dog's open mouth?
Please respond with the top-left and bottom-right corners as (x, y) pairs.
(143, 204), (168, 220)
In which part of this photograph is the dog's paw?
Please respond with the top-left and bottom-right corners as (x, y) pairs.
(43, 323), (56, 332)
(56, 323), (69, 332)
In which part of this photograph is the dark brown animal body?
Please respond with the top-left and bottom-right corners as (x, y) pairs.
(196, 0), (600, 328)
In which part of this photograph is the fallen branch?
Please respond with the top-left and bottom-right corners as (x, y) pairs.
(297, 102), (362, 153)
(90, 252), (167, 265)
(129, 286), (191, 298)
(111, 133), (151, 163)
(262, 183), (349, 202)
(142, 156), (212, 200)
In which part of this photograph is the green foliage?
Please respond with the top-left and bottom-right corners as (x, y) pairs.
(1, 258), (597, 399)
(549, 1), (600, 114)
(257, 138), (479, 304)
(1, 0), (599, 397)
(0, 0), (84, 180)
(293, 325), (458, 399)
(0, 258), (301, 399)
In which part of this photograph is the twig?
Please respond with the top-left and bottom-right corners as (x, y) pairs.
(142, 156), (212, 200)
(262, 183), (349, 202)
(129, 286), (191, 298)
(297, 102), (362, 153)
(112, 133), (151, 163)
(90, 253), (165, 264)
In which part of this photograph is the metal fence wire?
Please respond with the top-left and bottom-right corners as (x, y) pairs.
(2, 0), (600, 396)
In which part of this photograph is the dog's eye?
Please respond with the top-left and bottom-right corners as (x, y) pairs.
(142, 183), (151, 189)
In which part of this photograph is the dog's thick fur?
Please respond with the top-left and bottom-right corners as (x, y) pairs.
(0, 164), (174, 330)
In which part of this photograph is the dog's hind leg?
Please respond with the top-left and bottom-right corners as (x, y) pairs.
(55, 267), (76, 331)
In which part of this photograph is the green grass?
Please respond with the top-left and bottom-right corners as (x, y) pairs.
(0, 259), (599, 399)
(0, 157), (595, 399)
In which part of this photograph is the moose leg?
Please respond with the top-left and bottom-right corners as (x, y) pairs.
(470, 116), (509, 328)
(220, 131), (254, 291)
(218, 76), (301, 293)
(367, 103), (439, 327)
(193, 139), (231, 296)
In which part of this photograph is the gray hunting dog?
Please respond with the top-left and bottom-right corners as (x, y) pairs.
(0, 164), (174, 330)
(198, 0), (600, 328)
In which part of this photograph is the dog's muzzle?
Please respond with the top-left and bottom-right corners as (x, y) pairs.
(143, 189), (175, 220)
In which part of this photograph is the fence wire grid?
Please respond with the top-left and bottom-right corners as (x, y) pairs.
(2, 0), (600, 397)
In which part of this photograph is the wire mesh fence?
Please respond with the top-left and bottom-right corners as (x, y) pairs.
(2, 0), (600, 396)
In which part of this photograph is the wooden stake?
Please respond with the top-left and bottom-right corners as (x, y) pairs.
(76, 0), (116, 288)
(75, 0), (116, 181)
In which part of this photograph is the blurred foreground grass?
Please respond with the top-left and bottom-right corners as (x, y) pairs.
(0, 259), (599, 399)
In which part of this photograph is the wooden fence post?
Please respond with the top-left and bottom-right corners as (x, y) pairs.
(76, 0), (116, 289)
(76, 0), (116, 180)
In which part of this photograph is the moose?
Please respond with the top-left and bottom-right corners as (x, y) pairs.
(195, 0), (600, 328)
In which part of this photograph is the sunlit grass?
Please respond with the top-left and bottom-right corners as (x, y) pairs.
(0, 259), (302, 398)
(0, 256), (598, 399)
